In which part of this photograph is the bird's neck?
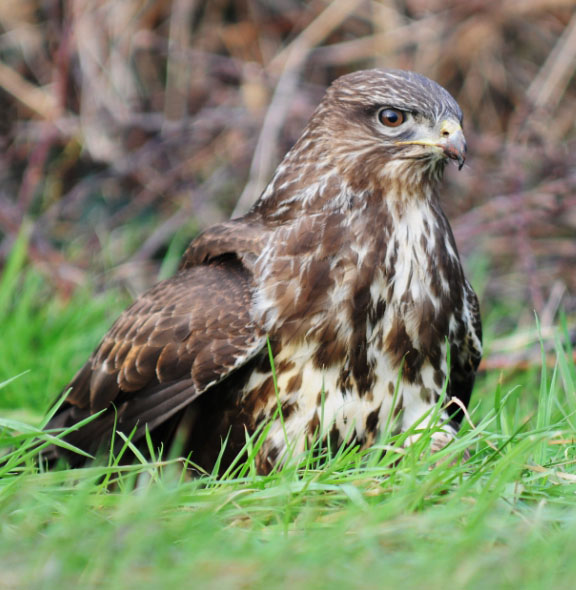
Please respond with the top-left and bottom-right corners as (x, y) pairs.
(248, 135), (447, 224)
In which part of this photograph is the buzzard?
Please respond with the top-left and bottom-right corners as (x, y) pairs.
(44, 69), (482, 473)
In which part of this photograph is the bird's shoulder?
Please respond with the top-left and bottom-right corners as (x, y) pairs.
(179, 217), (271, 272)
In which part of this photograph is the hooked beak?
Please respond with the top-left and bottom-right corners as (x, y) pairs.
(395, 120), (467, 170)
(437, 121), (466, 170)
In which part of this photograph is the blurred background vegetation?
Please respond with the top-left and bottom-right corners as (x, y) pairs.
(0, 0), (575, 378)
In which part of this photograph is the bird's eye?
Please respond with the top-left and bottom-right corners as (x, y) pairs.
(378, 108), (406, 127)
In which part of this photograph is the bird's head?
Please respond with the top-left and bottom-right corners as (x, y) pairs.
(253, 69), (466, 219)
(313, 69), (466, 188)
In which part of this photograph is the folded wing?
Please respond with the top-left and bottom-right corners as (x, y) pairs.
(44, 248), (266, 465)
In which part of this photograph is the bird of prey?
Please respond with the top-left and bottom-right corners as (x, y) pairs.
(44, 69), (482, 473)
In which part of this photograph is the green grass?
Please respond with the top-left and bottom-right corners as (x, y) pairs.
(0, 227), (131, 418)
(1, 243), (576, 589)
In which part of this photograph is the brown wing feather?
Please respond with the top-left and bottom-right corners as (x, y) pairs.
(180, 219), (267, 271)
(92, 259), (263, 403)
(44, 252), (265, 465)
